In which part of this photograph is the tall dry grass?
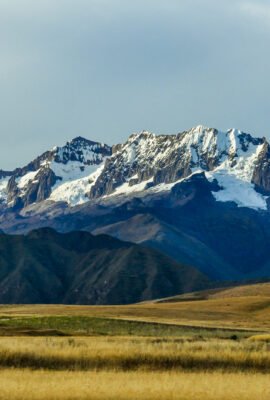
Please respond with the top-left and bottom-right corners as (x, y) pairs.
(0, 336), (269, 372)
(0, 369), (269, 400)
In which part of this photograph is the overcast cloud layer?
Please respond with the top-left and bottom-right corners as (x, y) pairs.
(0, 0), (269, 168)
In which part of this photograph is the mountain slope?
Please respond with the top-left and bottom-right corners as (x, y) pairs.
(87, 126), (269, 210)
(0, 228), (209, 304)
(0, 137), (111, 208)
(1, 125), (270, 211)
(1, 126), (270, 284)
(154, 281), (270, 303)
(1, 171), (270, 282)
(92, 214), (237, 280)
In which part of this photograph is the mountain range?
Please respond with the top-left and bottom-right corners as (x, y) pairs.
(1, 125), (270, 302)
(2, 125), (270, 211)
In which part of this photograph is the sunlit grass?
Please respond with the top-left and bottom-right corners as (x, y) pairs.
(0, 290), (269, 399)
(0, 336), (269, 372)
(0, 369), (269, 400)
(248, 334), (270, 342)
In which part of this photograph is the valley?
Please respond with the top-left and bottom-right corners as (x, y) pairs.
(1, 282), (270, 331)
(0, 283), (269, 399)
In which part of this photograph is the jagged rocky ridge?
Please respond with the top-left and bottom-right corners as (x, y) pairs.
(1, 125), (270, 211)
(88, 126), (270, 210)
(1, 126), (270, 284)
(90, 127), (263, 196)
(0, 137), (111, 208)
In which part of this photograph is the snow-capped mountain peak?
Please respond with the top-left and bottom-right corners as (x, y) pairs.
(51, 136), (111, 165)
(88, 126), (269, 210)
(0, 136), (111, 208)
(0, 126), (270, 211)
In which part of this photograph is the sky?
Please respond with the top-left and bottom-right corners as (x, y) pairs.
(0, 0), (270, 169)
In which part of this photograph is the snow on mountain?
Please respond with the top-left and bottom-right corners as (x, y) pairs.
(46, 138), (111, 205)
(0, 177), (10, 203)
(206, 171), (267, 210)
(88, 126), (268, 210)
(49, 163), (107, 206)
(17, 171), (39, 191)
(1, 136), (111, 208)
(1, 126), (269, 211)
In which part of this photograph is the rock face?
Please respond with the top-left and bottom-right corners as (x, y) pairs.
(1, 128), (270, 284)
(0, 125), (270, 211)
(2, 126), (270, 300)
(87, 126), (268, 210)
(252, 141), (270, 194)
(0, 137), (111, 209)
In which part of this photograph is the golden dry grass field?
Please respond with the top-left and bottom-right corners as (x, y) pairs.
(0, 336), (270, 399)
(0, 369), (269, 400)
(0, 282), (269, 399)
(1, 281), (270, 330)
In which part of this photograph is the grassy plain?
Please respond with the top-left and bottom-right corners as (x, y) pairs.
(0, 369), (269, 400)
(0, 336), (269, 399)
(1, 336), (270, 372)
(1, 282), (270, 331)
(0, 282), (269, 399)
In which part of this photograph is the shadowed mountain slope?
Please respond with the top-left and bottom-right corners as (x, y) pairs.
(0, 228), (209, 305)
(1, 126), (270, 284)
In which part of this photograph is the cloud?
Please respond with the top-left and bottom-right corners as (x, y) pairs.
(240, 1), (270, 22)
(0, 1), (270, 168)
